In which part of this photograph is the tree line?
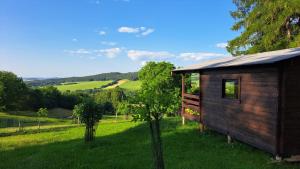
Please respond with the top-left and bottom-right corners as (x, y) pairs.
(0, 71), (130, 114)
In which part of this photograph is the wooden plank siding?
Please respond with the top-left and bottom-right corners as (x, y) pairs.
(200, 66), (279, 154)
(281, 57), (300, 156)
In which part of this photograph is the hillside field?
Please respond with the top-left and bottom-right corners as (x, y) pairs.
(118, 80), (141, 90)
(105, 79), (141, 91)
(0, 112), (299, 169)
(53, 80), (112, 92)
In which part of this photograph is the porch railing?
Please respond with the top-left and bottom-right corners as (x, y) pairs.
(182, 93), (200, 112)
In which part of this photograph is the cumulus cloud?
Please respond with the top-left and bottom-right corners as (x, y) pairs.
(64, 48), (122, 59)
(127, 50), (174, 61)
(95, 48), (121, 58)
(216, 42), (228, 49)
(118, 27), (140, 33)
(118, 26), (155, 36)
(179, 52), (228, 61)
(101, 41), (117, 46)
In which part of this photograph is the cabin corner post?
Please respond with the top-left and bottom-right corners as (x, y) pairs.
(199, 72), (204, 133)
(181, 74), (185, 125)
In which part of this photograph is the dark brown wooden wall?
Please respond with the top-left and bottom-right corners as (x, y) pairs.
(281, 57), (300, 156)
(200, 66), (279, 154)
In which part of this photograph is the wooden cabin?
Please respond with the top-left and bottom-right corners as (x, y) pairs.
(172, 47), (300, 159)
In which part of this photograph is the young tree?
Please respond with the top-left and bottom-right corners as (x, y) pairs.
(74, 99), (103, 142)
(227, 0), (300, 56)
(117, 101), (131, 120)
(73, 104), (83, 124)
(37, 108), (48, 130)
(132, 62), (180, 169)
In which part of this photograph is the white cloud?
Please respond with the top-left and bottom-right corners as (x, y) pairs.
(141, 28), (155, 36)
(65, 48), (122, 59)
(118, 27), (140, 33)
(95, 48), (122, 58)
(118, 26), (155, 36)
(127, 50), (174, 61)
(72, 38), (78, 42)
(101, 41), (117, 46)
(98, 31), (106, 36)
(65, 49), (91, 55)
(216, 42), (228, 49)
(179, 52), (228, 61)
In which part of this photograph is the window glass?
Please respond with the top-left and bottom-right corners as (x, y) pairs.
(222, 79), (239, 99)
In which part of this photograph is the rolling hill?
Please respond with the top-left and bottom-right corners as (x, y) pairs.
(26, 72), (138, 87)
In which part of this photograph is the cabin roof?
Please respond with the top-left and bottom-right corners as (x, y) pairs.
(173, 47), (300, 73)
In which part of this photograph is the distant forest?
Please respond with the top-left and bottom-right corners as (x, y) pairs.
(26, 72), (138, 87)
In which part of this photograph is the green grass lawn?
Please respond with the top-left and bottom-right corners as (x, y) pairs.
(119, 80), (141, 91)
(54, 80), (112, 92)
(0, 114), (299, 169)
(0, 109), (72, 129)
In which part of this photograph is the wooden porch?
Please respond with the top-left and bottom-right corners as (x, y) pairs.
(180, 74), (203, 127)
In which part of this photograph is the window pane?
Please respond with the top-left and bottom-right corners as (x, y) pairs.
(223, 79), (239, 99)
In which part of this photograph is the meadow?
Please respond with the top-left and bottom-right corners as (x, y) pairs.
(52, 80), (141, 92)
(118, 80), (141, 91)
(53, 80), (112, 92)
(0, 112), (299, 169)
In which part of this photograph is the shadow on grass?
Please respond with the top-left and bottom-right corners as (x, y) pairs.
(0, 125), (79, 137)
(0, 118), (299, 169)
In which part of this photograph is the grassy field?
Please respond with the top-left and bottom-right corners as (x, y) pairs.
(0, 112), (299, 169)
(105, 79), (141, 91)
(118, 80), (141, 90)
(54, 80), (112, 92)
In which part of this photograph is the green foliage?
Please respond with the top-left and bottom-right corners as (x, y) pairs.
(94, 87), (126, 114)
(37, 108), (48, 117)
(39, 86), (61, 109)
(36, 108), (48, 130)
(117, 101), (132, 116)
(132, 61), (180, 169)
(184, 73), (200, 95)
(228, 0), (300, 55)
(74, 99), (103, 142)
(185, 108), (200, 116)
(0, 71), (28, 111)
(132, 62), (180, 121)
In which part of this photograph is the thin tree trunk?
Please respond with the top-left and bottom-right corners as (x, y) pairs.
(38, 120), (40, 131)
(78, 117), (80, 124)
(149, 119), (165, 169)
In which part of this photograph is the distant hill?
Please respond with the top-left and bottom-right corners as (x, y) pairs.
(26, 72), (138, 87)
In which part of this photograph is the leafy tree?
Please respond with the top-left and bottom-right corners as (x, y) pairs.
(39, 86), (61, 109)
(132, 62), (180, 169)
(0, 81), (4, 110)
(75, 99), (103, 142)
(94, 88), (126, 115)
(73, 104), (83, 124)
(37, 108), (48, 130)
(117, 101), (132, 120)
(0, 71), (28, 110)
(26, 89), (44, 110)
(228, 0), (300, 56)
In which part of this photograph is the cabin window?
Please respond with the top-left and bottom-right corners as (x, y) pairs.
(222, 79), (240, 99)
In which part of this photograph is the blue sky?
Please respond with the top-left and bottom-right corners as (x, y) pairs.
(0, 0), (238, 77)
